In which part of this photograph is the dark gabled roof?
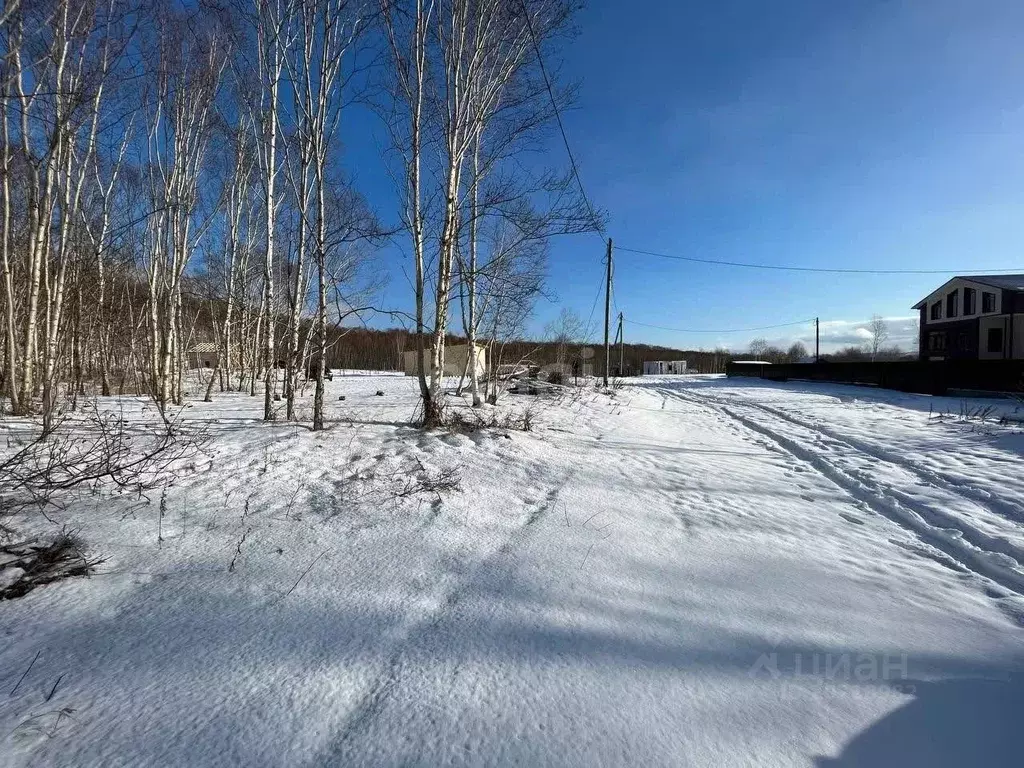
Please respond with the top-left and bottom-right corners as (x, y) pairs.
(913, 274), (1024, 308)
(958, 274), (1024, 291)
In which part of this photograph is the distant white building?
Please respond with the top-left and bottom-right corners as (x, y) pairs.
(643, 360), (687, 375)
(403, 343), (486, 379)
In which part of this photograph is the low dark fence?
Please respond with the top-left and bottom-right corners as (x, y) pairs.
(726, 359), (1024, 396)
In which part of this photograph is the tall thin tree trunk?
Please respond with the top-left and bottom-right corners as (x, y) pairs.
(467, 130), (482, 406)
(0, 85), (18, 413)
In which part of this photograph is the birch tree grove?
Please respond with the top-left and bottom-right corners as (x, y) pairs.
(144, 11), (227, 413)
(1, 0), (136, 428)
(382, 0), (590, 424)
(0, 0), (587, 430)
(284, 0), (362, 430)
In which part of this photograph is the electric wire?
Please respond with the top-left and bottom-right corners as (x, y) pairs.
(615, 245), (1021, 275)
(625, 317), (816, 334)
(518, 0), (605, 242)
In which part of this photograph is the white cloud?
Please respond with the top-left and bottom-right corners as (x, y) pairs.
(738, 315), (919, 354)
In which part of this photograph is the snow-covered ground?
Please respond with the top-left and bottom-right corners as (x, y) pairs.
(2, 373), (1023, 767)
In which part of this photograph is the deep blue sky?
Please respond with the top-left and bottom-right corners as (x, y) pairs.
(349, 0), (1024, 352)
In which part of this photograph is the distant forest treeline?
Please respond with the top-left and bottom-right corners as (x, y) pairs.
(324, 326), (734, 375)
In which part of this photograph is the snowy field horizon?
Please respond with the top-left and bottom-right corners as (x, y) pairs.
(2, 372), (1023, 767)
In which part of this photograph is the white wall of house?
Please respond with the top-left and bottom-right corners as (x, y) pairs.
(918, 278), (1003, 326)
(917, 277), (1023, 360)
(643, 360), (687, 375)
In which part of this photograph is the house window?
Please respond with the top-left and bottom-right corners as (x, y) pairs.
(946, 290), (958, 318)
(930, 301), (942, 321)
(964, 287), (976, 315)
(958, 333), (969, 351)
(982, 292), (997, 313)
(987, 327), (1004, 354)
(928, 332), (946, 351)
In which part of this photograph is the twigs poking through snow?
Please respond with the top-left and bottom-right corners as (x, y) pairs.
(0, 529), (105, 600)
(281, 550), (329, 599)
(283, 482), (306, 521)
(157, 488), (167, 546)
(9, 651), (41, 696)
(44, 675), (65, 703)
(580, 542), (597, 570)
(241, 490), (258, 523)
(351, 455), (460, 506)
(0, 403), (207, 522)
(926, 400), (1024, 434)
(929, 401), (998, 424)
(10, 707), (76, 742)
(227, 491), (261, 572)
(396, 459), (462, 500)
(442, 406), (536, 435)
(579, 527), (615, 569)
(228, 527), (252, 573)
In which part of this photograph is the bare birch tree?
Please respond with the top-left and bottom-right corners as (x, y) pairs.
(868, 315), (889, 361)
(282, 0), (362, 427)
(381, 0), (434, 421)
(381, 0), (585, 425)
(143, 9), (227, 413)
(250, 0), (294, 421)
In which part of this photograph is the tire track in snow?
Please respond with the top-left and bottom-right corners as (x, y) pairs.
(319, 466), (574, 761)
(725, 395), (1024, 528)
(684, 390), (1024, 559)
(662, 387), (1024, 598)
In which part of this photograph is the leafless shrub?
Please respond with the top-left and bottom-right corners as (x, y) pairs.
(521, 406), (535, 432)
(0, 527), (105, 600)
(443, 410), (486, 434)
(442, 406), (536, 434)
(0, 403), (207, 524)
(929, 401), (998, 423)
(966, 404), (997, 421)
(308, 451), (462, 521)
(395, 465), (462, 498)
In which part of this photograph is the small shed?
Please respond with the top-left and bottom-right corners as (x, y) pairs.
(187, 342), (219, 369)
(643, 360), (687, 375)
(403, 343), (486, 379)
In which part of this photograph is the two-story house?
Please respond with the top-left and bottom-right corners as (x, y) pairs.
(913, 274), (1024, 360)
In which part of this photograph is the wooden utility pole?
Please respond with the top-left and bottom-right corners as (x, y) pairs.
(603, 238), (613, 387)
(617, 312), (624, 376)
(815, 317), (820, 362)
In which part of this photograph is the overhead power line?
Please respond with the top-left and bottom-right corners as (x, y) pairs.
(616, 245), (1021, 275)
(626, 318), (816, 334)
(583, 270), (606, 341)
(519, 0), (605, 241)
